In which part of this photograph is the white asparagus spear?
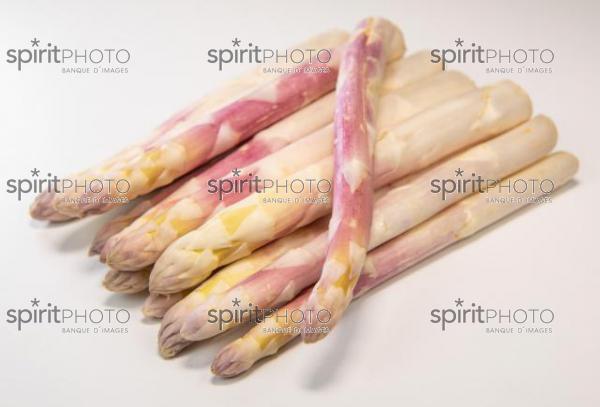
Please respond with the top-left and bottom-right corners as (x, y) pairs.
(211, 152), (579, 377)
(150, 81), (532, 294)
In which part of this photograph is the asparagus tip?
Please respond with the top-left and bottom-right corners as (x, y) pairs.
(142, 304), (162, 319)
(88, 241), (103, 256)
(29, 192), (73, 222)
(143, 298), (169, 319)
(179, 311), (212, 341)
(158, 335), (191, 359)
(143, 292), (185, 319)
(211, 344), (252, 378)
(158, 312), (192, 358)
(301, 291), (345, 343)
(159, 346), (178, 359)
(102, 269), (149, 294)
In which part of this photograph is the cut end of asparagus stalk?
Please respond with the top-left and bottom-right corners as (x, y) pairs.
(102, 268), (151, 294)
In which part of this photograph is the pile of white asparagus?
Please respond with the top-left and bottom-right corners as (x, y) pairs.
(31, 18), (579, 378)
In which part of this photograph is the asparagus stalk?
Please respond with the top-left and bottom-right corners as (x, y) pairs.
(102, 268), (151, 294)
(178, 115), (557, 341)
(158, 220), (327, 358)
(33, 31), (353, 220)
(211, 151), (579, 377)
(99, 59), (461, 271)
(150, 81), (532, 294)
(304, 18), (404, 342)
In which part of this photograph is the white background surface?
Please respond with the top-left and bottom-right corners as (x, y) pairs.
(1, 0), (599, 405)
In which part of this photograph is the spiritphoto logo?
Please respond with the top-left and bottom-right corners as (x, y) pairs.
(430, 298), (554, 334)
(207, 296), (332, 335)
(207, 168), (331, 204)
(430, 37), (555, 74)
(429, 167), (556, 202)
(5, 37), (131, 73)
(5, 167), (131, 202)
(5, 297), (130, 334)
(207, 37), (333, 72)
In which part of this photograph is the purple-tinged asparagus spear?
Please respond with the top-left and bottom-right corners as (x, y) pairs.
(304, 17), (405, 342)
(31, 31), (350, 220)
